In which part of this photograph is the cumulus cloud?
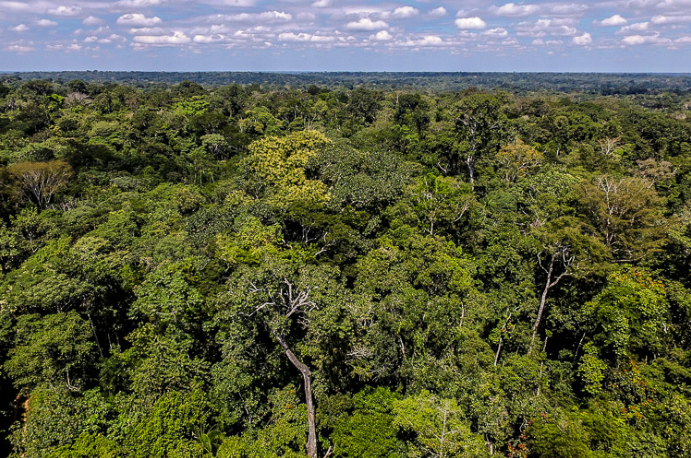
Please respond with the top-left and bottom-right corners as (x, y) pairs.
(455, 17), (487, 29)
(6, 44), (35, 52)
(516, 18), (579, 37)
(198, 0), (256, 6)
(392, 6), (419, 18)
(572, 32), (592, 45)
(207, 11), (292, 23)
(312, 0), (331, 6)
(116, 0), (164, 7)
(98, 34), (127, 43)
(10, 24), (30, 32)
(297, 12), (316, 21)
(83, 16), (104, 26)
(549, 4), (588, 16)
(418, 35), (443, 45)
(532, 38), (563, 45)
(651, 15), (691, 25)
(483, 27), (508, 37)
(0, 2), (33, 12)
(490, 3), (541, 17)
(128, 26), (166, 34)
(491, 3), (586, 17)
(37, 19), (58, 27)
(346, 18), (389, 30)
(47, 5), (82, 16)
(117, 14), (163, 26)
(370, 30), (392, 40)
(617, 22), (649, 34)
(427, 7), (447, 18)
(279, 32), (336, 42)
(597, 14), (627, 26)
(133, 31), (191, 44)
(47, 43), (83, 51)
(397, 35), (445, 47)
(192, 34), (227, 43)
(622, 34), (671, 45)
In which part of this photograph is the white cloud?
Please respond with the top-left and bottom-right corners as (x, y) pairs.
(622, 35), (649, 45)
(312, 0), (331, 6)
(37, 19), (58, 27)
(198, 0), (256, 6)
(532, 38), (563, 45)
(117, 14), (163, 26)
(598, 14), (627, 26)
(83, 16), (103, 26)
(491, 3), (541, 17)
(116, 0), (163, 7)
(47, 6), (82, 16)
(208, 11), (292, 23)
(651, 15), (691, 25)
(455, 17), (487, 29)
(99, 34), (126, 43)
(128, 27), (166, 34)
(10, 24), (29, 32)
(6, 44), (35, 52)
(548, 4), (588, 16)
(255, 11), (291, 21)
(398, 35), (445, 47)
(418, 35), (443, 45)
(279, 32), (336, 42)
(483, 27), (508, 37)
(621, 33), (672, 45)
(133, 31), (191, 44)
(618, 22), (649, 33)
(297, 12), (316, 21)
(572, 32), (592, 45)
(346, 18), (389, 30)
(675, 36), (691, 43)
(193, 34), (228, 43)
(491, 2), (586, 17)
(427, 7), (447, 18)
(392, 6), (419, 18)
(0, 2), (33, 12)
(370, 30), (392, 40)
(84, 36), (98, 42)
(516, 18), (579, 37)
(624, 34), (663, 44)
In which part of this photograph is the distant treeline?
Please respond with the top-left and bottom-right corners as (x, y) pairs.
(4, 71), (691, 95)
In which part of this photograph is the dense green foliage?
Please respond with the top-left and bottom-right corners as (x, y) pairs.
(1, 77), (691, 457)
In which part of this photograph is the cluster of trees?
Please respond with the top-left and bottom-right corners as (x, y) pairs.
(0, 77), (690, 457)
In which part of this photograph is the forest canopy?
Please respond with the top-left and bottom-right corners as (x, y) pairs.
(0, 76), (690, 457)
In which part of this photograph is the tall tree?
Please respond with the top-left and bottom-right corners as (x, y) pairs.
(9, 161), (73, 209)
(451, 93), (507, 184)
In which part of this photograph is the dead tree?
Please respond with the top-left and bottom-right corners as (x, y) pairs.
(529, 244), (574, 355)
(250, 279), (319, 458)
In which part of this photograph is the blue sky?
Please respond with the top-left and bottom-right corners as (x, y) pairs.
(1, 0), (691, 72)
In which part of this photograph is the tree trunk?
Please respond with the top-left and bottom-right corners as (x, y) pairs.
(466, 155), (475, 186)
(530, 252), (569, 355)
(494, 338), (502, 367)
(273, 332), (318, 458)
(530, 255), (554, 355)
